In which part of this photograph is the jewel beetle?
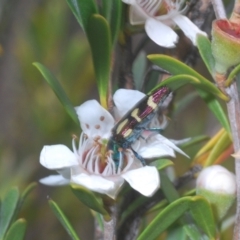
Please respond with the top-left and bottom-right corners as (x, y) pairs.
(108, 86), (171, 165)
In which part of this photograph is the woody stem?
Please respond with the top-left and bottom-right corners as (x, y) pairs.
(211, 0), (240, 238)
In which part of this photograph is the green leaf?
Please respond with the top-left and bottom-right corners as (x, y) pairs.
(0, 187), (19, 239)
(71, 185), (109, 216)
(205, 130), (231, 167)
(226, 63), (240, 86)
(119, 195), (151, 226)
(102, 0), (122, 45)
(148, 54), (228, 101)
(4, 219), (27, 240)
(183, 223), (208, 240)
(66, 0), (97, 32)
(48, 200), (80, 240)
(145, 69), (160, 92)
(133, 51), (147, 91)
(33, 62), (79, 125)
(138, 196), (215, 240)
(12, 182), (37, 223)
(101, 0), (112, 22)
(86, 14), (111, 108)
(194, 128), (225, 160)
(145, 199), (168, 215)
(149, 159), (173, 170)
(147, 54), (231, 133)
(190, 196), (216, 239)
(166, 226), (187, 240)
(179, 135), (209, 149)
(20, 182), (37, 205)
(197, 89), (231, 134)
(95, 213), (104, 231)
(109, 0), (122, 45)
(148, 74), (200, 93)
(196, 35), (215, 75)
(137, 197), (191, 240)
(160, 171), (179, 203)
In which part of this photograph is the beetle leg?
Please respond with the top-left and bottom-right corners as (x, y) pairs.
(130, 147), (146, 166)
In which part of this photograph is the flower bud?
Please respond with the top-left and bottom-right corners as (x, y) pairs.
(196, 165), (236, 220)
(211, 19), (240, 74)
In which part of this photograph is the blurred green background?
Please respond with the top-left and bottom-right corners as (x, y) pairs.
(0, 0), (96, 239)
(0, 0), (235, 239)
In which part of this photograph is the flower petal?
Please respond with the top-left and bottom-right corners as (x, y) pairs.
(134, 134), (188, 159)
(57, 168), (71, 179)
(113, 89), (145, 118)
(196, 165), (236, 195)
(122, 166), (160, 196)
(154, 135), (188, 157)
(75, 100), (114, 139)
(136, 139), (176, 158)
(39, 175), (70, 186)
(172, 15), (207, 46)
(129, 4), (147, 25)
(71, 168), (125, 199)
(170, 138), (191, 145)
(40, 145), (78, 169)
(145, 18), (178, 48)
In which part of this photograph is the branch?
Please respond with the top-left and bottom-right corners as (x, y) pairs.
(226, 83), (240, 240)
(211, 0), (226, 18)
(211, 1), (240, 239)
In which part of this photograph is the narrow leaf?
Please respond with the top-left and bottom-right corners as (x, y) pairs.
(145, 70), (161, 92)
(196, 35), (215, 75)
(101, 0), (112, 22)
(12, 182), (37, 223)
(197, 89), (231, 134)
(71, 185), (109, 216)
(138, 197), (191, 240)
(95, 213), (104, 231)
(179, 135), (209, 149)
(183, 224), (207, 240)
(149, 159), (173, 170)
(133, 51), (147, 90)
(119, 195), (151, 226)
(20, 182), (37, 205)
(160, 171), (179, 203)
(148, 74), (200, 93)
(109, 0), (122, 44)
(4, 219), (27, 240)
(226, 63), (240, 86)
(194, 129), (225, 160)
(49, 200), (80, 240)
(66, 0), (97, 31)
(147, 55), (230, 133)
(148, 54), (229, 101)
(167, 226), (187, 240)
(0, 187), (19, 239)
(86, 14), (111, 108)
(33, 62), (79, 125)
(205, 130), (231, 167)
(190, 196), (216, 238)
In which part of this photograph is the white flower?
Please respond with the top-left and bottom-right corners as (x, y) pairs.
(40, 89), (185, 199)
(122, 0), (207, 48)
(196, 165), (236, 220)
(196, 165), (236, 195)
